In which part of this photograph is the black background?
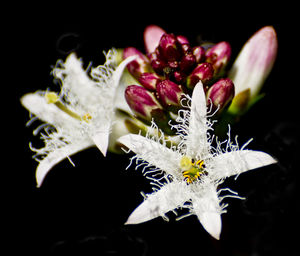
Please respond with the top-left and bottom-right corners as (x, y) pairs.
(7, 2), (299, 255)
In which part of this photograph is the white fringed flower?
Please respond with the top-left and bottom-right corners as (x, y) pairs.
(21, 49), (136, 187)
(118, 81), (277, 240)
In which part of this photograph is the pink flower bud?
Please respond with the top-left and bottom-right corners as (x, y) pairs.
(138, 72), (161, 91)
(228, 26), (278, 101)
(144, 25), (166, 54)
(176, 35), (190, 45)
(192, 46), (205, 63)
(180, 53), (196, 73)
(158, 33), (182, 61)
(123, 47), (152, 79)
(125, 85), (163, 121)
(156, 80), (184, 112)
(206, 78), (235, 113)
(205, 41), (231, 74)
(186, 63), (214, 89)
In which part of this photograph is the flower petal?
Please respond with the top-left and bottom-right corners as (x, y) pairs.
(191, 182), (222, 240)
(211, 150), (277, 180)
(112, 55), (138, 88)
(125, 182), (190, 224)
(118, 134), (181, 177)
(36, 140), (93, 187)
(87, 55), (138, 156)
(199, 211), (222, 240)
(185, 81), (210, 159)
(90, 128), (110, 156)
(54, 53), (101, 109)
(113, 69), (136, 114)
(191, 81), (207, 118)
(21, 93), (80, 128)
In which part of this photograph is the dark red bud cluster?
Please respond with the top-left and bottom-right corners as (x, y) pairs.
(148, 33), (202, 81)
(123, 27), (235, 130)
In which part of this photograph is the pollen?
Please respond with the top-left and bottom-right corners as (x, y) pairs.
(82, 113), (92, 123)
(180, 156), (193, 171)
(180, 156), (205, 184)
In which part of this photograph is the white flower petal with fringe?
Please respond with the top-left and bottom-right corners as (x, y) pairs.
(21, 49), (136, 186)
(118, 81), (277, 239)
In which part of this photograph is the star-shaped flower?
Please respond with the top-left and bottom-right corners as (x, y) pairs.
(118, 81), (277, 239)
(21, 49), (136, 186)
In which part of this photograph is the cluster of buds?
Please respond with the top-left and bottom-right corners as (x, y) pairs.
(123, 25), (235, 133)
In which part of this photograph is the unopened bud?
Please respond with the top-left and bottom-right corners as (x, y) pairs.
(180, 53), (196, 73)
(186, 63), (214, 89)
(123, 47), (152, 79)
(158, 33), (182, 61)
(148, 51), (167, 74)
(144, 25), (166, 54)
(181, 44), (191, 53)
(173, 71), (186, 83)
(176, 35), (190, 45)
(205, 41), (231, 74)
(206, 78), (235, 113)
(156, 80), (184, 112)
(138, 72), (161, 91)
(125, 85), (163, 122)
(228, 26), (278, 101)
(192, 46), (205, 63)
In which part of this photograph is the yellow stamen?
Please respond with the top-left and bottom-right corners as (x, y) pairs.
(180, 156), (205, 184)
(45, 92), (91, 122)
(195, 159), (204, 168)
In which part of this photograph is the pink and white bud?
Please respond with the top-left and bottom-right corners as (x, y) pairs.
(144, 25), (166, 54)
(181, 44), (191, 53)
(205, 41), (231, 74)
(228, 26), (278, 100)
(123, 47), (152, 79)
(186, 62), (214, 89)
(125, 85), (163, 121)
(176, 35), (190, 45)
(138, 72), (161, 91)
(193, 46), (206, 63)
(206, 78), (235, 113)
(156, 80), (184, 112)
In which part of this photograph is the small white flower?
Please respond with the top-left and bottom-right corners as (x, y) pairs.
(21, 49), (136, 187)
(118, 81), (277, 239)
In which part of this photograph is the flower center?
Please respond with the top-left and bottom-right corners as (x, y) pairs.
(180, 156), (205, 184)
(45, 92), (92, 123)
